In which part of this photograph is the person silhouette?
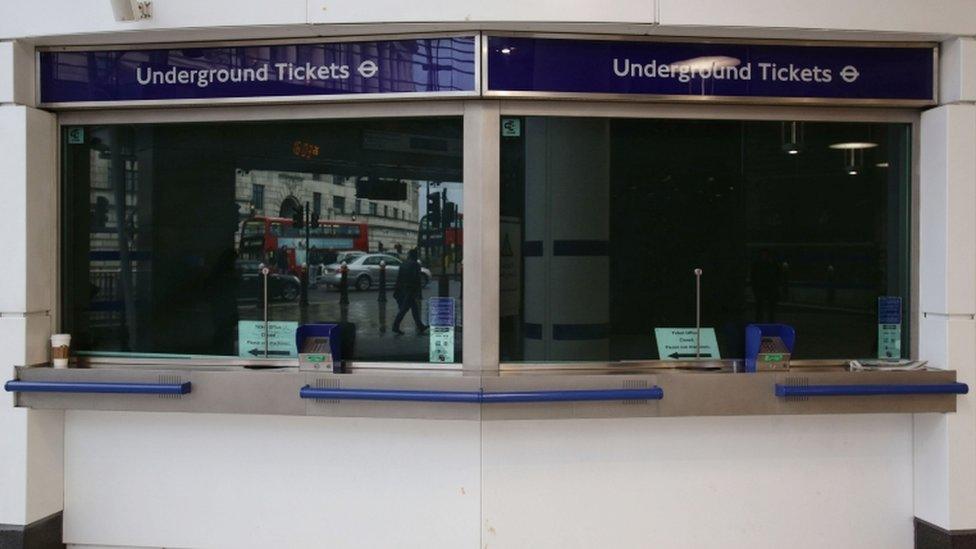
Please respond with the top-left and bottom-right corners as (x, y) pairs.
(392, 249), (427, 335)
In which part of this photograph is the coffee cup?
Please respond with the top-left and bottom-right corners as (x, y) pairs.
(51, 333), (71, 368)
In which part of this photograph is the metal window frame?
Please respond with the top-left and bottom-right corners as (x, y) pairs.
(55, 97), (919, 373)
(57, 100), (475, 372)
(493, 100), (921, 368)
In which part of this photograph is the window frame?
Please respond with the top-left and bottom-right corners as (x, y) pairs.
(57, 100), (918, 371)
(58, 100), (475, 370)
(493, 101), (920, 366)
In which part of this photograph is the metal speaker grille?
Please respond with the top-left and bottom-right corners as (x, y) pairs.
(621, 379), (650, 405)
(313, 378), (341, 404)
(158, 374), (183, 399)
(783, 376), (810, 402)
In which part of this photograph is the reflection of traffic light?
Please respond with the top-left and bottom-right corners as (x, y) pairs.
(427, 192), (441, 227)
(443, 201), (457, 227)
(292, 206), (304, 229)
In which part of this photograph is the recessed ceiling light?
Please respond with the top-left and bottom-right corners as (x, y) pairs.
(500, 47), (513, 55)
(829, 142), (878, 150)
(875, 162), (889, 168)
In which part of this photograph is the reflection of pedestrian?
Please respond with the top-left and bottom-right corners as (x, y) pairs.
(275, 245), (289, 272)
(392, 249), (427, 335)
(751, 249), (780, 322)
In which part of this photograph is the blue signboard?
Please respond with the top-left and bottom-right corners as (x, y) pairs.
(39, 36), (477, 105)
(486, 36), (935, 104)
(878, 296), (903, 324)
(428, 297), (456, 327)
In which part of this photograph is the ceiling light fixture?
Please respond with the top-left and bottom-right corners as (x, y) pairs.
(829, 142), (878, 150)
(781, 121), (804, 155)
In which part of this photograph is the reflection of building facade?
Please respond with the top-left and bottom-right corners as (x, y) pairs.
(234, 170), (422, 254)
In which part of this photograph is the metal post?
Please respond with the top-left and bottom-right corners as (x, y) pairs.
(378, 260), (387, 302)
(339, 261), (349, 306)
(261, 266), (270, 359)
(694, 268), (702, 359)
(439, 191), (449, 297)
(301, 202), (310, 307)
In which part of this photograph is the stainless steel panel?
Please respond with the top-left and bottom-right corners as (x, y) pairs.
(481, 373), (661, 420)
(303, 372), (482, 420)
(9, 365), (962, 420)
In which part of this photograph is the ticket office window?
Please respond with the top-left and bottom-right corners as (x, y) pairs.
(62, 117), (464, 363)
(499, 117), (911, 362)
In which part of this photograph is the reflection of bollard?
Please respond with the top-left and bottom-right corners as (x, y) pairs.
(339, 262), (349, 306)
(378, 261), (387, 303)
(438, 274), (449, 297)
(378, 301), (387, 334)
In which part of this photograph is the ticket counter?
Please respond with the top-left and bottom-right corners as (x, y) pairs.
(2, 29), (973, 549)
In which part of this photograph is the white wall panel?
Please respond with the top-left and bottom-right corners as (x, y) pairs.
(941, 38), (976, 104)
(308, 0), (655, 25)
(0, 0), (307, 41)
(658, 0), (976, 36)
(0, 106), (29, 313)
(64, 411), (481, 549)
(0, 41), (34, 107)
(0, 105), (56, 315)
(0, 314), (60, 525)
(483, 415), (914, 549)
(919, 105), (976, 317)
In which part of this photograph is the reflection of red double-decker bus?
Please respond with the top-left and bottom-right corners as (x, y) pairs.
(239, 216), (369, 274)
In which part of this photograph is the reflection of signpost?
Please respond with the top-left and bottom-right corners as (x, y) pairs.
(238, 320), (299, 358)
(500, 217), (521, 317)
(878, 296), (902, 359)
(428, 297), (456, 363)
(654, 327), (721, 360)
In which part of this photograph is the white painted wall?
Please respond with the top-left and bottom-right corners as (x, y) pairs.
(915, 102), (976, 530)
(658, 0), (976, 36)
(483, 415), (915, 549)
(0, 99), (63, 526)
(3, 0), (976, 43)
(61, 412), (915, 549)
(63, 411), (481, 549)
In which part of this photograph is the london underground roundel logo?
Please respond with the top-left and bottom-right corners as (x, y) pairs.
(840, 65), (860, 83)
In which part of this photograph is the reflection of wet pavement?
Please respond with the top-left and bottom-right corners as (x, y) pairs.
(239, 279), (462, 362)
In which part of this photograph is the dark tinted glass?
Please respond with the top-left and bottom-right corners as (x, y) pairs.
(63, 117), (463, 362)
(500, 117), (910, 361)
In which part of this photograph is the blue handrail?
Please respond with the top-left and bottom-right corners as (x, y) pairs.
(299, 387), (482, 403)
(775, 383), (968, 398)
(481, 388), (664, 403)
(299, 386), (663, 403)
(4, 380), (191, 395)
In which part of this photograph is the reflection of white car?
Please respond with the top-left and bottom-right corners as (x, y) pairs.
(336, 250), (366, 264)
(310, 251), (365, 287)
(322, 253), (431, 291)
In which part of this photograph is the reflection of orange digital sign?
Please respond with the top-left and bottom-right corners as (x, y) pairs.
(292, 140), (320, 160)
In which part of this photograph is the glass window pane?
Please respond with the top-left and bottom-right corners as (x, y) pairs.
(499, 117), (910, 362)
(63, 117), (463, 363)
